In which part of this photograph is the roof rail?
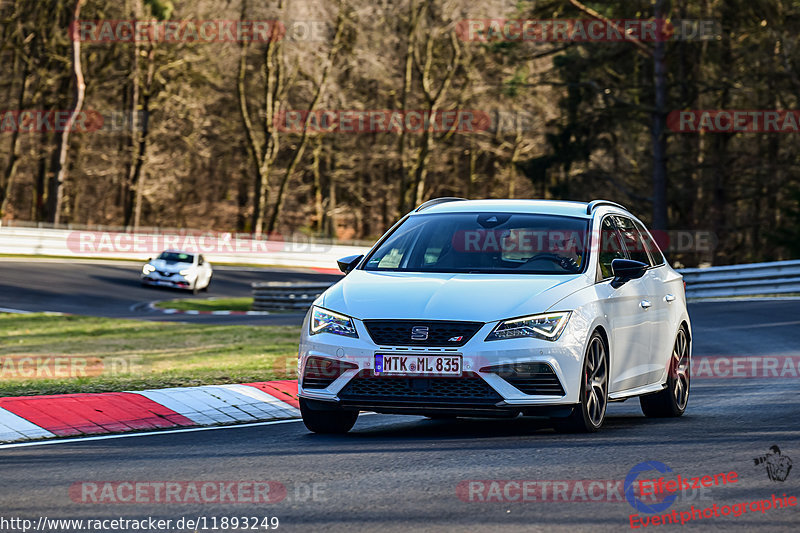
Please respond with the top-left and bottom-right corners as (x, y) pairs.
(414, 197), (467, 212)
(586, 199), (627, 215)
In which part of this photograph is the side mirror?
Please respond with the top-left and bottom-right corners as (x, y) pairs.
(610, 259), (648, 288)
(337, 254), (364, 275)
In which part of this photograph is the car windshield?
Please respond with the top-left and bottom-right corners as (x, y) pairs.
(364, 213), (589, 274)
(157, 252), (194, 264)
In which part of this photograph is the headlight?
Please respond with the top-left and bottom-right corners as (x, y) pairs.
(310, 306), (358, 338)
(486, 312), (571, 341)
(142, 264), (155, 275)
(179, 269), (193, 276)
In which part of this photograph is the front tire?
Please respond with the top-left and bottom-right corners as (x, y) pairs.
(555, 331), (608, 433)
(640, 327), (690, 417)
(300, 398), (358, 434)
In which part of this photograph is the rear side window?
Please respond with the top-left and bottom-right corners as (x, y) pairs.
(598, 217), (625, 279)
(614, 216), (651, 265)
(634, 221), (665, 266)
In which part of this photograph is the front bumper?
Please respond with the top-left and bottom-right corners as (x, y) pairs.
(141, 273), (193, 289)
(298, 316), (587, 416)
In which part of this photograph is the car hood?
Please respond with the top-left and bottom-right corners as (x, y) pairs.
(149, 259), (193, 272)
(321, 270), (587, 323)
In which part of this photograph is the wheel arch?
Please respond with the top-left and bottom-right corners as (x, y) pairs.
(580, 318), (612, 386)
(592, 324), (610, 352)
(680, 320), (691, 342)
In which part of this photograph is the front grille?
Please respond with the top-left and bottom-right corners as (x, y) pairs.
(338, 371), (501, 403)
(157, 271), (173, 277)
(363, 320), (483, 347)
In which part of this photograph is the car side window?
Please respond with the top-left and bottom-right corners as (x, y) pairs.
(614, 216), (650, 265)
(598, 217), (626, 280)
(198, 255), (205, 265)
(634, 221), (665, 266)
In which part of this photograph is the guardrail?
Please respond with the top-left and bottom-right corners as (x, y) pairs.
(0, 225), (367, 270)
(680, 260), (800, 298)
(252, 282), (335, 311)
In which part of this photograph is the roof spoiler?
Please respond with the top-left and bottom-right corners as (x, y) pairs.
(586, 199), (627, 214)
(414, 197), (467, 212)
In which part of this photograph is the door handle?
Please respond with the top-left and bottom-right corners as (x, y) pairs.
(665, 294), (676, 303)
(640, 300), (652, 309)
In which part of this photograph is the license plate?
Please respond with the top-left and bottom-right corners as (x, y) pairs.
(374, 353), (462, 376)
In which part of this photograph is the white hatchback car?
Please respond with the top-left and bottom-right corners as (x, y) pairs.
(298, 199), (691, 433)
(140, 250), (213, 294)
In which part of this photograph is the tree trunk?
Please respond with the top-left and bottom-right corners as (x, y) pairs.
(407, 29), (460, 208)
(265, 3), (346, 235)
(132, 47), (155, 230)
(711, 10), (733, 265)
(396, 0), (424, 215)
(312, 138), (324, 233)
(0, 61), (29, 217)
(237, 5), (281, 237)
(651, 0), (668, 231)
(50, 0), (87, 225)
(123, 0), (142, 228)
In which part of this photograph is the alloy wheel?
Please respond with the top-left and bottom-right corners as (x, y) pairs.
(584, 336), (608, 427)
(671, 329), (690, 410)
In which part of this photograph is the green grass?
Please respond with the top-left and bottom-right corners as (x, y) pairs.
(154, 297), (255, 312)
(0, 313), (301, 397)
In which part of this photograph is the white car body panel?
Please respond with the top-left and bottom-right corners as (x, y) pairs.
(321, 270), (587, 323)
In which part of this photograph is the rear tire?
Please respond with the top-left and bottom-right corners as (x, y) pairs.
(640, 327), (690, 417)
(300, 398), (358, 434)
(554, 331), (608, 433)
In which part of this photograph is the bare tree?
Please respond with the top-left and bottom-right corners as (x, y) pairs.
(49, 0), (86, 224)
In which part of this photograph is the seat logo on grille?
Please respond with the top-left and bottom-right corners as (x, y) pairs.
(411, 326), (429, 341)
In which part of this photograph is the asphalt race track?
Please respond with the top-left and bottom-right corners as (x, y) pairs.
(0, 259), (342, 325)
(1, 260), (799, 532)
